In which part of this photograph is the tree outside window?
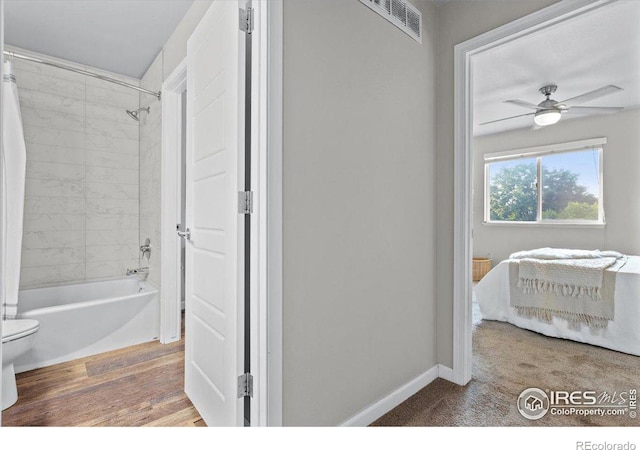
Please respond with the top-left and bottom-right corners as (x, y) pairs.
(486, 148), (601, 224)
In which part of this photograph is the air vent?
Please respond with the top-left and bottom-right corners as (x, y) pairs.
(391, 0), (407, 25)
(373, 0), (391, 13)
(360, 0), (422, 44)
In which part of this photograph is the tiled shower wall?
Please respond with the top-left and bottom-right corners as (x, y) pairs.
(139, 52), (163, 288)
(14, 48), (142, 289)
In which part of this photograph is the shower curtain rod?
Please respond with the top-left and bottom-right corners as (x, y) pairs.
(3, 50), (161, 99)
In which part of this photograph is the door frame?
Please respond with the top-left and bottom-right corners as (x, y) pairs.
(451, 0), (618, 385)
(159, 0), (283, 426)
(0, 0), (5, 425)
(160, 58), (187, 345)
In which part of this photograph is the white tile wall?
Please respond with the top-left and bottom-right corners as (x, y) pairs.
(86, 214), (138, 231)
(20, 264), (87, 288)
(15, 50), (142, 289)
(86, 134), (139, 155)
(23, 214), (85, 232)
(24, 197), (85, 215)
(138, 51), (164, 288)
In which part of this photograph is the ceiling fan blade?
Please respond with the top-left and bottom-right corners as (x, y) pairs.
(504, 99), (546, 110)
(564, 106), (624, 114)
(479, 112), (535, 126)
(557, 85), (623, 107)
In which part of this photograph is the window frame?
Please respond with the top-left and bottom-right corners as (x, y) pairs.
(483, 138), (606, 226)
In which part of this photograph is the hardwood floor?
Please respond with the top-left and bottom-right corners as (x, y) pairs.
(2, 330), (204, 427)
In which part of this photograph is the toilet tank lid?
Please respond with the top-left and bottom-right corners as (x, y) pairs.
(2, 319), (39, 343)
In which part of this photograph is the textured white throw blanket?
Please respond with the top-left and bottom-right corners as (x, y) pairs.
(510, 248), (624, 261)
(510, 248), (623, 300)
(508, 248), (626, 328)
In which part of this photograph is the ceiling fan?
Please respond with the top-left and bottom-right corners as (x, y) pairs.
(480, 84), (624, 128)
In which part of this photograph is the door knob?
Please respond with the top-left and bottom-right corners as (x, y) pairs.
(177, 228), (191, 240)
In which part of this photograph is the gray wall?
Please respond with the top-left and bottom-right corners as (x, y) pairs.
(283, 0), (437, 425)
(434, 0), (559, 368)
(473, 108), (640, 265)
(161, 0), (213, 82)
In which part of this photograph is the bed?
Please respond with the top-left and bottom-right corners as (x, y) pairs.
(475, 249), (640, 356)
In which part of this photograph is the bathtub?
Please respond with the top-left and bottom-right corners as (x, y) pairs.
(14, 277), (159, 373)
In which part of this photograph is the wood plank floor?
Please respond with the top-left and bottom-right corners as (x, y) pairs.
(2, 328), (204, 427)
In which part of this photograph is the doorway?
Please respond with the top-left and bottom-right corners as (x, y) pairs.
(451, 0), (619, 385)
(160, 59), (188, 345)
(0, 0), (283, 427)
(180, 90), (187, 313)
(159, 0), (283, 426)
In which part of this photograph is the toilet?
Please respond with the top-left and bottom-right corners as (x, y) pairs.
(1, 319), (39, 410)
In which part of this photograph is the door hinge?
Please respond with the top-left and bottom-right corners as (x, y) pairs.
(237, 373), (253, 398)
(238, 191), (253, 215)
(239, 7), (254, 34)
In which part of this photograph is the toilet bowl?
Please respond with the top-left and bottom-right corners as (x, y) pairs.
(2, 319), (39, 410)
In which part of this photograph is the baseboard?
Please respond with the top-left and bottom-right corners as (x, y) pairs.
(438, 364), (455, 383)
(339, 365), (439, 427)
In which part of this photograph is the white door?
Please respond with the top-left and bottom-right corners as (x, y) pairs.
(184, 0), (246, 427)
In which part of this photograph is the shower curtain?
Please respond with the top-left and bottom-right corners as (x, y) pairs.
(2, 61), (27, 320)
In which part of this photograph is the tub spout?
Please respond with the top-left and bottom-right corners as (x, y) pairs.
(126, 267), (149, 279)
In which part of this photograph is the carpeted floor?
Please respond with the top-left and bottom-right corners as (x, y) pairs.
(372, 299), (640, 426)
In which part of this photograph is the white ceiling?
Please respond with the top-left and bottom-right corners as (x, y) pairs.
(473, 0), (640, 136)
(4, 0), (195, 79)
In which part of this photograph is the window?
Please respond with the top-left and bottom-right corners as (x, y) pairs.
(484, 139), (604, 225)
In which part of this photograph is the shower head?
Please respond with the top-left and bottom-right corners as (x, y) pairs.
(126, 106), (150, 121)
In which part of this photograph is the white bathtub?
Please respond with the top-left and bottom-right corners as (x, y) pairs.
(14, 277), (159, 373)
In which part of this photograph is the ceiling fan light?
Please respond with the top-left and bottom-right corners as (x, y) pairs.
(534, 109), (561, 126)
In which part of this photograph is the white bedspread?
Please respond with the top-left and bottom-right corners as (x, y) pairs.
(475, 255), (640, 357)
